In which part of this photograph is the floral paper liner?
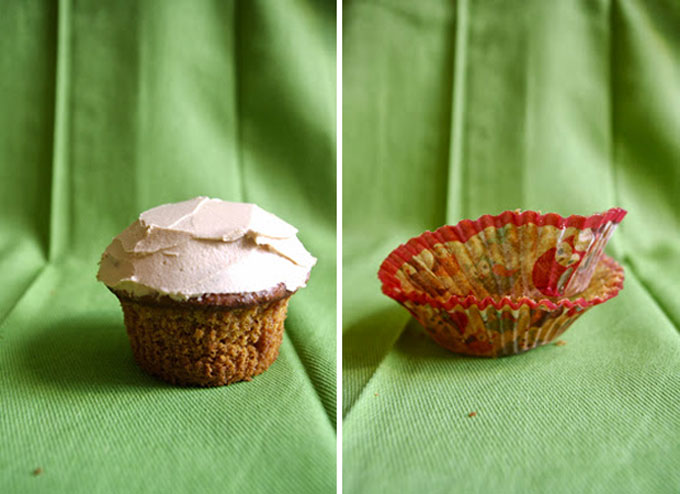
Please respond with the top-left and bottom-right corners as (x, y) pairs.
(382, 256), (624, 312)
(379, 207), (626, 301)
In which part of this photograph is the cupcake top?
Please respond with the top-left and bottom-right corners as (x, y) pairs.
(97, 197), (316, 301)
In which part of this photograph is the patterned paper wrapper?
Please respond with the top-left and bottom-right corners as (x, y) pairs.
(402, 257), (623, 356)
(378, 208), (626, 357)
(380, 208), (626, 301)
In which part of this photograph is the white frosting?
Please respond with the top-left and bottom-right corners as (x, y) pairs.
(97, 197), (316, 300)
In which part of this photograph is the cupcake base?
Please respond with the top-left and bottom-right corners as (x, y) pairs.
(117, 294), (290, 386)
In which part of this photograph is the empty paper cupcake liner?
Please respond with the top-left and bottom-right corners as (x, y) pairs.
(379, 208), (627, 357)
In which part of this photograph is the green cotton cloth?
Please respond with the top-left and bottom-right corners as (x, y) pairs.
(0, 1), (335, 493)
(343, 0), (680, 492)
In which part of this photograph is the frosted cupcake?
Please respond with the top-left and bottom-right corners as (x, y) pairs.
(97, 197), (316, 386)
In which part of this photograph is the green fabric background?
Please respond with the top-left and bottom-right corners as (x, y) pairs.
(343, 0), (680, 492)
(0, 1), (335, 493)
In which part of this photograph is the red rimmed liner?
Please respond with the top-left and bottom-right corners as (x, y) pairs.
(381, 256), (624, 312)
(378, 207), (627, 281)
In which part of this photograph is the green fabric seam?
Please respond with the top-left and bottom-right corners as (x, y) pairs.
(342, 317), (406, 421)
(233, 1), (247, 204)
(0, 264), (50, 337)
(625, 261), (680, 333)
(446, 0), (468, 223)
(286, 327), (336, 429)
(608, 0), (622, 263)
(607, 1), (677, 334)
(49, 0), (71, 262)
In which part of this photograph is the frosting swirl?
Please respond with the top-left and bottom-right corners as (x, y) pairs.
(97, 197), (316, 300)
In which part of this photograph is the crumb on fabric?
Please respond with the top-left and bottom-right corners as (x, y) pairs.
(554, 340), (567, 346)
(468, 411), (477, 418)
(33, 468), (42, 476)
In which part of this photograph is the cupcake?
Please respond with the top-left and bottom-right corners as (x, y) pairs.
(97, 197), (316, 386)
(379, 208), (626, 357)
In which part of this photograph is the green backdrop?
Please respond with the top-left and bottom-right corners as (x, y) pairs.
(0, 1), (335, 493)
(343, 0), (680, 492)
